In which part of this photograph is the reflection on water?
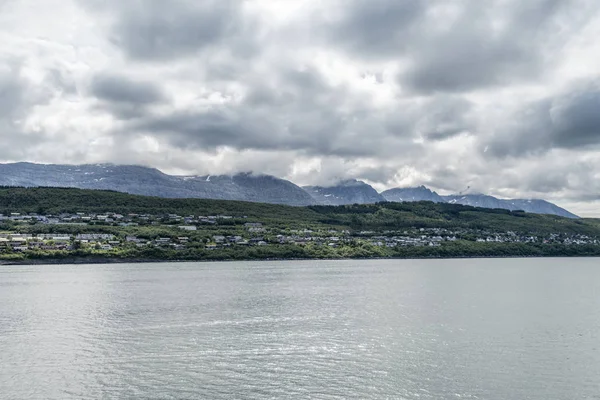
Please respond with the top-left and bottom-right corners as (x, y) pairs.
(1, 259), (600, 399)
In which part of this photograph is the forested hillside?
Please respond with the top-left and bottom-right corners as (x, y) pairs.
(1, 187), (598, 235)
(0, 187), (321, 223)
(1, 187), (599, 263)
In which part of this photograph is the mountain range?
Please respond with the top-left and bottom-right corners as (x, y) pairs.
(0, 162), (578, 218)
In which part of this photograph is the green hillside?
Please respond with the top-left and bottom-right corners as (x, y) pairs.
(1, 187), (599, 263)
(0, 186), (599, 235)
(0, 187), (321, 223)
(308, 203), (600, 236)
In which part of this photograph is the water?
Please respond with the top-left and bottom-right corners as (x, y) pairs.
(1, 258), (600, 399)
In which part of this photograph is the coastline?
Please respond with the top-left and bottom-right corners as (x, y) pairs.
(1, 254), (597, 266)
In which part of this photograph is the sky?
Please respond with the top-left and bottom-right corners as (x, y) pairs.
(1, 0), (600, 216)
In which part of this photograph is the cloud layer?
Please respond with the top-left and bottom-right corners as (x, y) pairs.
(1, 0), (600, 215)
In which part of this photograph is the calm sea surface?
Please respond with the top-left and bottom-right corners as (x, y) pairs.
(1, 258), (600, 399)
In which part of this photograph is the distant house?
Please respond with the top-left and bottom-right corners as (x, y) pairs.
(76, 234), (115, 240)
(228, 236), (243, 243)
(10, 238), (28, 246)
(213, 236), (225, 243)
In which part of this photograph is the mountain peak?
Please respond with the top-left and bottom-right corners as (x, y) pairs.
(381, 186), (445, 203)
(303, 180), (384, 205)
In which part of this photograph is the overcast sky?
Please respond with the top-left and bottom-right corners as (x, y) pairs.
(1, 0), (600, 215)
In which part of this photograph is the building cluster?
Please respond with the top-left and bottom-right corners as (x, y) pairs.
(367, 235), (453, 248)
(1, 212), (599, 255)
(0, 232), (195, 253)
(0, 233), (72, 252)
(0, 212), (239, 227)
(473, 231), (599, 245)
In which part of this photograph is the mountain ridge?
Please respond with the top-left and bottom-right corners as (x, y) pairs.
(0, 163), (315, 206)
(381, 185), (446, 203)
(303, 179), (386, 205)
(0, 162), (578, 218)
(442, 194), (578, 219)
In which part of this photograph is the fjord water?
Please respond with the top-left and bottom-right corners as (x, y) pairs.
(1, 259), (599, 399)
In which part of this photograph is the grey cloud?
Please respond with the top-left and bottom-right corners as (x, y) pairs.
(424, 168), (464, 192)
(325, 0), (426, 59)
(354, 166), (399, 184)
(0, 65), (26, 158)
(90, 73), (166, 119)
(381, 95), (475, 142)
(484, 80), (600, 157)
(129, 106), (377, 157)
(132, 109), (277, 151)
(415, 96), (474, 140)
(129, 105), (402, 158)
(0, 60), (54, 159)
(244, 68), (330, 108)
(401, 0), (567, 93)
(551, 87), (600, 148)
(401, 34), (533, 94)
(323, 0), (589, 93)
(92, 0), (250, 61)
(483, 100), (553, 157)
(121, 65), (421, 158)
(498, 158), (600, 201)
(522, 170), (570, 193)
(47, 68), (78, 96)
(0, 63), (24, 119)
(91, 73), (165, 105)
(291, 158), (401, 187)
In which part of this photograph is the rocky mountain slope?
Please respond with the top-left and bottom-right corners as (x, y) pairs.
(0, 163), (579, 217)
(443, 194), (578, 219)
(303, 180), (385, 205)
(380, 186), (446, 203)
(0, 163), (315, 206)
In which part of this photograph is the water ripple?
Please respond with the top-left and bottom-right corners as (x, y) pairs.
(1, 259), (600, 399)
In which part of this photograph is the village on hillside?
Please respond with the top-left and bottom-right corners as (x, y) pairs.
(1, 211), (598, 257)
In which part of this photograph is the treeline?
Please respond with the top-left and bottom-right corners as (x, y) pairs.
(309, 202), (600, 236)
(0, 187), (321, 223)
(4, 241), (600, 263)
(1, 187), (600, 237)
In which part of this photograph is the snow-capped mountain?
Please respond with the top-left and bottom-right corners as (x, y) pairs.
(0, 163), (315, 206)
(0, 163), (579, 217)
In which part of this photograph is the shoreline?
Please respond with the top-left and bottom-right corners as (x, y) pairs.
(1, 254), (597, 266)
